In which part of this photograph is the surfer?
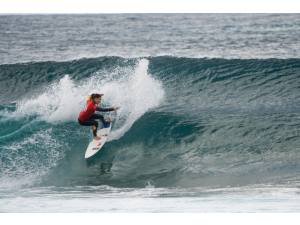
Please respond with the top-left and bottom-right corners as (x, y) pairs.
(78, 93), (119, 140)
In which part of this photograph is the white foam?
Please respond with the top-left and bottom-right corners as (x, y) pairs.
(15, 59), (165, 140)
(0, 128), (64, 189)
(106, 59), (165, 140)
(1, 185), (300, 212)
(15, 74), (82, 122)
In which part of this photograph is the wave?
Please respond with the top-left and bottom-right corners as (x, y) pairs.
(0, 56), (300, 189)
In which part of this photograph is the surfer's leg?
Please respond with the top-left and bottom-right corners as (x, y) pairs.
(78, 118), (98, 137)
(90, 114), (110, 127)
(92, 125), (97, 137)
(90, 120), (98, 137)
(90, 114), (105, 123)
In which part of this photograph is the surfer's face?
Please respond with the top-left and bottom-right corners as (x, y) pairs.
(94, 97), (101, 104)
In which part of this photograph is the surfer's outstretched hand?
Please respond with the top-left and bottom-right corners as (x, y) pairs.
(114, 107), (120, 111)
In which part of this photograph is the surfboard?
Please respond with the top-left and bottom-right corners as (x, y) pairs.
(84, 122), (112, 159)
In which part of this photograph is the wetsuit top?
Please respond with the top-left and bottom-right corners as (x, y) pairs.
(78, 99), (114, 122)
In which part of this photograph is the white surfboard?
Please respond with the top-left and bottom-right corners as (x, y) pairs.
(84, 123), (112, 159)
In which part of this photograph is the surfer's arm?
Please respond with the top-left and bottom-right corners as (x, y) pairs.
(96, 107), (115, 112)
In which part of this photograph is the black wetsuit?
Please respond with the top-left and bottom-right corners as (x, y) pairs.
(78, 107), (114, 136)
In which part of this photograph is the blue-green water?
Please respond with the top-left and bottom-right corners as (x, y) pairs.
(0, 14), (300, 212)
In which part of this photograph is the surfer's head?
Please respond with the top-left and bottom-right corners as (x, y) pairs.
(90, 93), (103, 104)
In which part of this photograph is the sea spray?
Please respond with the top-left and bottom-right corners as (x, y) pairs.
(107, 59), (165, 140)
(14, 59), (164, 139)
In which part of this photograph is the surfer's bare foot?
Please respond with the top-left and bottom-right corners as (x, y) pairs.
(94, 136), (101, 140)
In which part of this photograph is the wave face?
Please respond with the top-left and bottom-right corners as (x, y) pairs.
(1, 56), (300, 189)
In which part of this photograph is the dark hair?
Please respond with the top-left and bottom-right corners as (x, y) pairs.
(91, 93), (102, 99)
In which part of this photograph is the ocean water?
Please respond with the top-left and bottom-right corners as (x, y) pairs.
(0, 14), (300, 212)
